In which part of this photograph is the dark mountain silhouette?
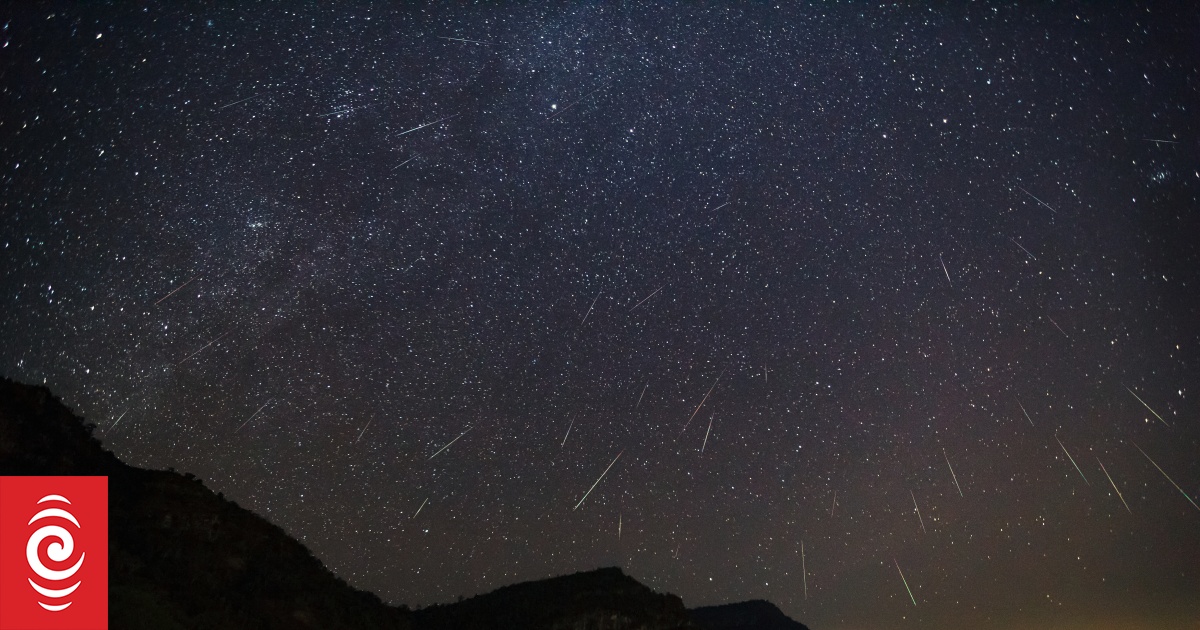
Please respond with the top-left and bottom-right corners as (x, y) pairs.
(0, 378), (413, 630)
(0, 378), (810, 630)
(690, 600), (811, 630)
(415, 566), (691, 630)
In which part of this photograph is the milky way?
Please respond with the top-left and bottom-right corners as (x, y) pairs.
(2, 4), (1198, 628)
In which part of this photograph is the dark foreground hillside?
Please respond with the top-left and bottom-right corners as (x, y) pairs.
(690, 600), (811, 630)
(0, 378), (412, 630)
(0, 379), (808, 630)
(415, 566), (691, 630)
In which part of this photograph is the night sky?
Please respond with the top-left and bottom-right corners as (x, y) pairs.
(2, 3), (1199, 629)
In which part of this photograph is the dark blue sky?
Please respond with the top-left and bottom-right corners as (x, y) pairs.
(2, 3), (1198, 628)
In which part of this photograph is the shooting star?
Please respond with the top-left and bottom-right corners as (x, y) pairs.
(390, 155), (419, 171)
(548, 79), (614, 121)
(104, 409), (129, 433)
(710, 201), (731, 212)
(938, 254), (953, 288)
(679, 369), (725, 437)
(894, 558), (917, 606)
(438, 36), (494, 46)
(830, 491), (838, 517)
(1016, 397), (1034, 426)
(216, 94), (263, 110)
(428, 426), (472, 460)
(396, 115), (456, 138)
(630, 285), (664, 311)
(618, 512), (622, 539)
(802, 540), (808, 600)
(1144, 138), (1179, 145)
(573, 449), (624, 510)
(1047, 314), (1069, 338)
(1016, 185), (1057, 214)
(235, 400), (272, 433)
(943, 447), (963, 497)
(561, 415), (575, 448)
(910, 490), (927, 533)
(1097, 457), (1131, 514)
(413, 497), (429, 519)
(701, 412), (714, 453)
(154, 275), (198, 305)
(1132, 441), (1200, 512)
(1055, 435), (1089, 485)
(355, 419), (372, 444)
(1009, 236), (1037, 261)
(635, 383), (649, 408)
(1125, 386), (1169, 427)
(580, 290), (601, 327)
(318, 103), (374, 118)
(176, 330), (231, 366)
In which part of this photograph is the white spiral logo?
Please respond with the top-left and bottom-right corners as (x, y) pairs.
(26, 494), (85, 612)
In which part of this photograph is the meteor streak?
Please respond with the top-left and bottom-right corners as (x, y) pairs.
(910, 490), (927, 533)
(413, 497), (429, 519)
(801, 540), (808, 600)
(943, 448), (963, 497)
(396, 115), (456, 137)
(176, 330), (231, 365)
(894, 558), (917, 606)
(105, 409), (129, 433)
(1132, 441), (1200, 512)
(216, 94), (262, 110)
(428, 426), (472, 460)
(318, 104), (373, 117)
(1097, 457), (1131, 514)
(679, 369), (724, 437)
(438, 36), (494, 45)
(1125, 386), (1169, 427)
(701, 412), (714, 453)
(561, 415), (575, 447)
(580, 290), (601, 326)
(1016, 185), (1057, 214)
(1047, 314), (1069, 338)
(939, 254), (953, 288)
(1008, 236), (1036, 260)
(630, 285), (664, 311)
(1016, 397), (1034, 426)
(574, 449), (624, 510)
(390, 155), (419, 171)
(548, 79), (613, 121)
(1055, 436), (1089, 485)
(154, 275), (198, 305)
(235, 400), (272, 433)
(356, 419), (372, 443)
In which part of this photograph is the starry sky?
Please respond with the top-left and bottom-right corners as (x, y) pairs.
(2, 3), (1199, 629)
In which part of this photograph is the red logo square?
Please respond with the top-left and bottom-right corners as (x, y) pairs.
(0, 477), (107, 630)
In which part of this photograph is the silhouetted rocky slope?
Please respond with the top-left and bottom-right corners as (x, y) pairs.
(0, 379), (810, 630)
(690, 600), (810, 630)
